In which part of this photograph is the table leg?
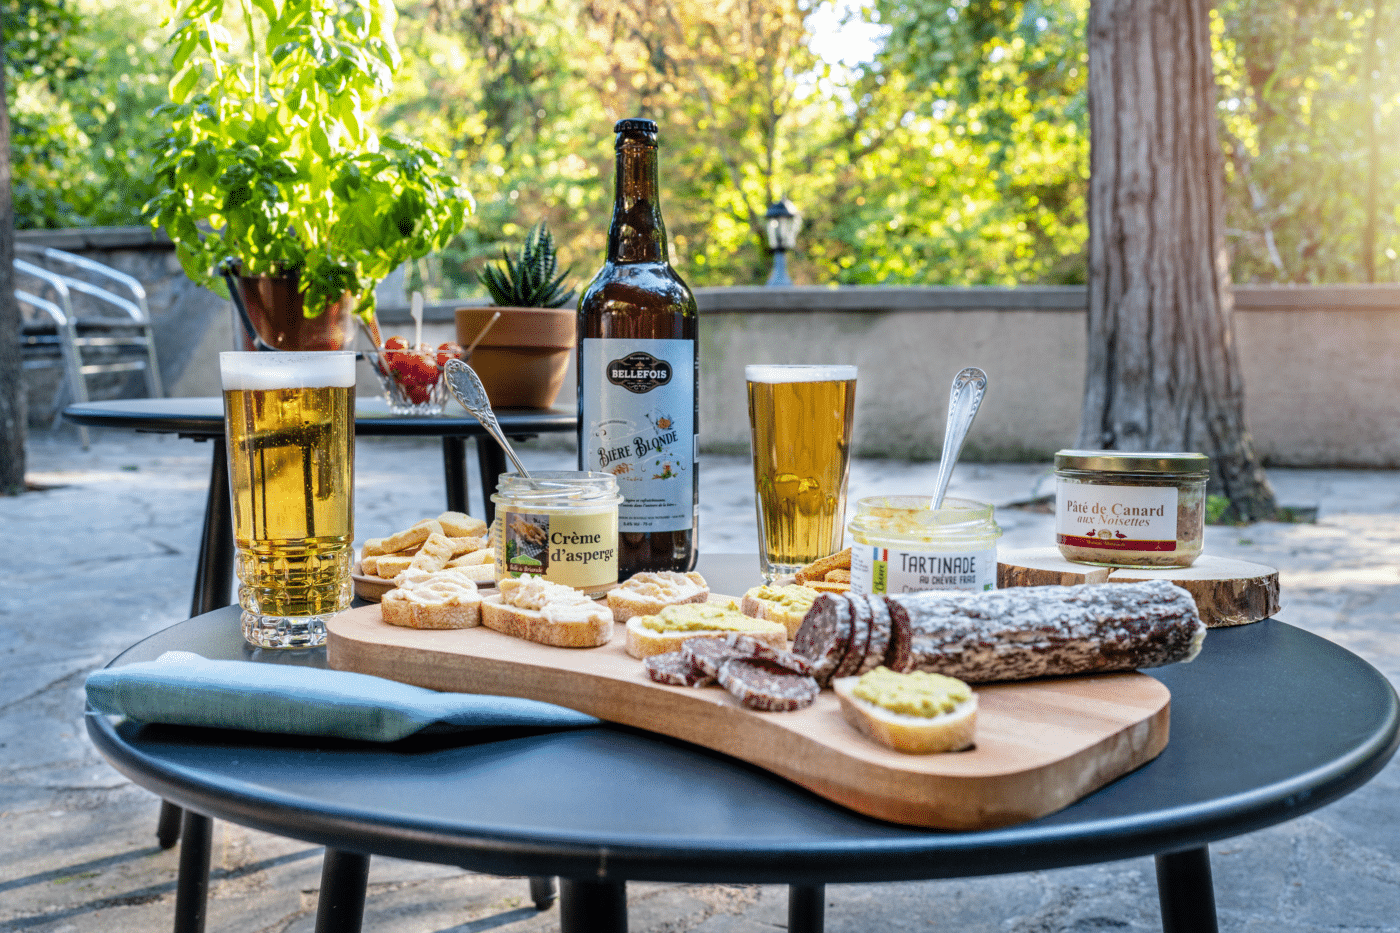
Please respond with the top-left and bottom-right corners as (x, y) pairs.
(1155, 846), (1219, 933)
(788, 883), (826, 933)
(156, 800), (183, 848)
(559, 878), (627, 933)
(441, 436), (470, 515)
(314, 849), (371, 933)
(530, 875), (559, 910)
(172, 810), (212, 933)
(190, 436), (235, 616)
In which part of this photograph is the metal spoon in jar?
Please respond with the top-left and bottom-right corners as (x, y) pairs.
(444, 358), (533, 479)
(929, 367), (988, 511)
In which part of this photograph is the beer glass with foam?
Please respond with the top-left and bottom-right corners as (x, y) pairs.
(746, 364), (857, 582)
(221, 351), (356, 648)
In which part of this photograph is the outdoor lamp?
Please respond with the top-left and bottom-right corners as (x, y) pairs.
(764, 198), (802, 287)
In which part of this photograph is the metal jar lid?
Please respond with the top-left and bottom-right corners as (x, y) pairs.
(1054, 449), (1210, 474)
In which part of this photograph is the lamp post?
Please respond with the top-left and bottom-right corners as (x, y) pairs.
(764, 198), (802, 287)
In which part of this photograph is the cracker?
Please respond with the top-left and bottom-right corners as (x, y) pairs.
(359, 555), (379, 576)
(361, 537), (391, 558)
(382, 521), (441, 554)
(803, 579), (851, 593)
(437, 511), (488, 538)
(373, 555), (414, 579)
(447, 548), (495, 567)
(446, 534), (490, 558)
(796, 548), (851, 584)
(409, 532), (456, 574)
(825, 568), (851, 584)
(453, 562), (497, 584)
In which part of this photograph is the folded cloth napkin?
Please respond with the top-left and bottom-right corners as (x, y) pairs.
(86, 651), (599, 742)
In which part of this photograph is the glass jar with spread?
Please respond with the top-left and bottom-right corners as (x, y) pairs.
(848, 496), (1002, 595)
(1054, 450), (1209, 568)
(493, 472), (622, 595)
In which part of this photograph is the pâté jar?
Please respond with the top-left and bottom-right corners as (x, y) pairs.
(493, 472), (622, 595)
(848, 496), (1002, 595)
(1054, 450), (1209, 568)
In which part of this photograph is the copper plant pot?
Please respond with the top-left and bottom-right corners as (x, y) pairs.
(455, 306), (576, 408)
(238, 272), (355, 351)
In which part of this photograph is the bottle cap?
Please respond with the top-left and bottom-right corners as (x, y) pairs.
(614, 118), (658, 136)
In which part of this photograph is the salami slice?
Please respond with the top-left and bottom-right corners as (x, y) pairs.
(792, 594), (854, 686)
(856, 594), (893, 676)
(885, 599), (913, 672)
(643, 651), (715, 687)
(833, 594), (871, 679)
(890, 580), (1206, 683)
(681, 638), (748, 679)
(717, 657), (820, 712)
(718, 632), (814, 676)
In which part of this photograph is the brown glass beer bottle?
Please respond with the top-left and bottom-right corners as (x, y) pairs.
(577, 118), (699, 576)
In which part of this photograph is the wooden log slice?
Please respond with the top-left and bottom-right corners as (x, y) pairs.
(997, 547), (1280, 628)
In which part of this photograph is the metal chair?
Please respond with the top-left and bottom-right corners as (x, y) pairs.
(15, 245), (164, 446)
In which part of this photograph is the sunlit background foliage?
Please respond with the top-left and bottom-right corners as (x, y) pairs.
(5, 0), (1397, 294)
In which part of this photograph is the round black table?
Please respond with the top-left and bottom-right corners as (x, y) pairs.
(86, 555), (1398, 933)
(64, 396), (576, 615)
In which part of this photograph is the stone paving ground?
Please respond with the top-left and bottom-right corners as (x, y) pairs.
(2, 426), (1399, 932)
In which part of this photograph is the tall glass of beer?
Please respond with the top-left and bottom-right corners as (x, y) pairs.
(746, 364), (857, 582)
(221, 351), (356, 648)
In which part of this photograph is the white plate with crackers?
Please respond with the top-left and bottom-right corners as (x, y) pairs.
(354, 511), (498, 602)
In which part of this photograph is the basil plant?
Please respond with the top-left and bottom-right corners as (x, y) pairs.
(146, 0), (472, 322)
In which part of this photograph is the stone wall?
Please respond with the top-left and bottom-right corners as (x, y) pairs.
(21, 228), (1400, 466)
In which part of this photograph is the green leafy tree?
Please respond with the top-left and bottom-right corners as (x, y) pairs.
(4, 0), (169, 228)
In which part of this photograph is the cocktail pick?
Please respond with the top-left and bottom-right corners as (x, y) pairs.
(929, 367), (988, 510)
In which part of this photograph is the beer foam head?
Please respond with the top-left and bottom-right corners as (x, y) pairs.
(220, 351), (357, 390)
(745, 364), (857, 383)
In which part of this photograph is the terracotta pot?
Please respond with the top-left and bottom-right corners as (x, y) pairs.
(238, 272), (355, 351)
(455, 306), (577, 409)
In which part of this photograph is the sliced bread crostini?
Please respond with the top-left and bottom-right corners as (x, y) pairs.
(740, 583), (820, 640)
(480, 575), (613, 648)
(606, 571), (710, 622)
(381, 566), (484, 630)
(625, 603), (788, 659)
(832, 667), (977, 754)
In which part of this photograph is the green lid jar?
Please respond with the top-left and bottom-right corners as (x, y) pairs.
(1054, 450), (1209, 568)
(492, 471), (622, 595)
(848, 495), (1002, 595)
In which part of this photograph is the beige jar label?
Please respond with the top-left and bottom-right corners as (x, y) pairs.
(1055, 480), (1179, 552)
(497, 506), (618, 593)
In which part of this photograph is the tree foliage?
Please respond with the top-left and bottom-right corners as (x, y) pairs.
(6, 0), (1396, 286)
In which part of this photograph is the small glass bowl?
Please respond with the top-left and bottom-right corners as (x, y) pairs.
(365, 348), (448, 416)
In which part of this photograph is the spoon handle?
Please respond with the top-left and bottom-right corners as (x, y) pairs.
(930, 367), (988, 510)
(444, 359), (533, 479)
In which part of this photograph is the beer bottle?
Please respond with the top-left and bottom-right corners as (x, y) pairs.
(578, 118), (699, 576)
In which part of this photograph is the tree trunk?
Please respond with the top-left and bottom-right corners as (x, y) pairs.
(0, 44), (27, 496)
(1081, 0), (1276, 523)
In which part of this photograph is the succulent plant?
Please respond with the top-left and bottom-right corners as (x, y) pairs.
(477, 223), (576, 308)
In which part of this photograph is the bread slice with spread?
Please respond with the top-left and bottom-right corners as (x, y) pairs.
(625, 603), (787, 659)
(481, 575), (613, 648)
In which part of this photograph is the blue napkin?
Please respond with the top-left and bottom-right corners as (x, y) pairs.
(85, 651), (599, 742)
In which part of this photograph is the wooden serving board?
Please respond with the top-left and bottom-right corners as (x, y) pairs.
(326, 603), (1171, 831)
(998, 547), (1280, 627)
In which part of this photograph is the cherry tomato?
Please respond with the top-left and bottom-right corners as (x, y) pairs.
(406, 382), (431, 404)
(436, 342), (464, 368)
(383, 336), (409, 351)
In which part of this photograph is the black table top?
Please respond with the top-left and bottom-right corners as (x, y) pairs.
(86, 554), (1399, 885)
(64, 396), (576, 438)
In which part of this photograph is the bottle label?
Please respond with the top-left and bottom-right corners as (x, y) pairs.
(581, 337), (695, 533)
(851, 546), (997, 594)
